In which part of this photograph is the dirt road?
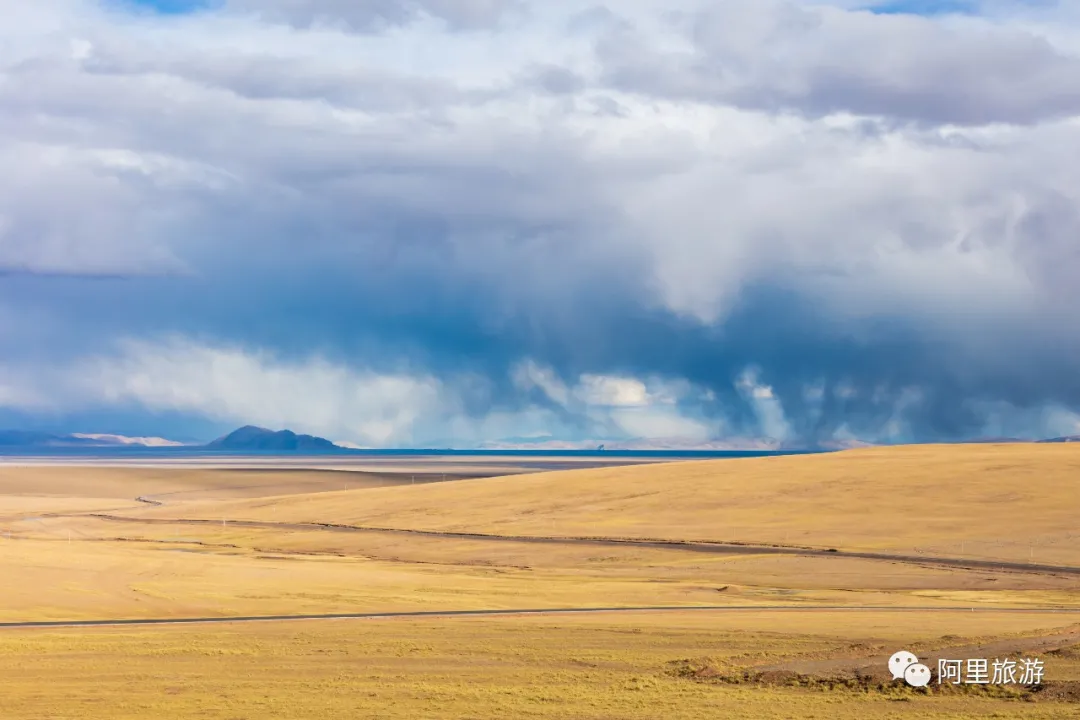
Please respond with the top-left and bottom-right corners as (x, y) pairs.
(4, 605), (1080, 631)
(87, 513), (1080, 579)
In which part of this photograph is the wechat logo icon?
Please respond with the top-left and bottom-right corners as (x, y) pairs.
(889, 650), (931, 687)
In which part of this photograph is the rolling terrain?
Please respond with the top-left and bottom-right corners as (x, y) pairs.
(0, 444), (1077, 717)
(132, 443), (1080, 565)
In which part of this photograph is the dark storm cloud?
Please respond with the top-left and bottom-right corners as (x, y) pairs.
(0, 0), (1079, 445)
(5, 244), (1077, 444)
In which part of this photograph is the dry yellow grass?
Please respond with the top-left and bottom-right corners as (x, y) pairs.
(1, 445), (1077, 622)
(143, 444), (1080, 565)
(2, 447), (1079, 717)
(7, 515), (1079, 622)
(0, 534), (740, 622)
(1, 612), (1078, 720)
(0, 465), (440, 500)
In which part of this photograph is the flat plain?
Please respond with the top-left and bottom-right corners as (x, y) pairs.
(1, 444), (1078, 718)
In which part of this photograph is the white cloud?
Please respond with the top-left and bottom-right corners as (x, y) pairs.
(87, 339), (445, 445)
(1056, 411), (1080, 437)
(575, 375), (650, 407)
(511, 359), (570, 406)
(736, 368), (791, 440)
(598, 1), (1080, 125)
(607, 407), (711, 440)
(0, 345), (719, 444)
(4, 0), (1079, 313)
(223, 0), (523, 32)
(0, 337), (443, 446)
(508, 361), (714, 439)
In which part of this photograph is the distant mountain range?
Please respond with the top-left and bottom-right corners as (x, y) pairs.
(475, 436), (873, 451)
(0, 426), (343, 451)
(0, 430), (184, 448)
(473, 434), (1080, 451)
(0, 426), (1077, 451)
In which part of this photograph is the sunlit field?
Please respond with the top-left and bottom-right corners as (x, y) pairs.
(2, 614), (1080, 720)
(132, 444), (1080, 565)
(1, 445), (1079, 717)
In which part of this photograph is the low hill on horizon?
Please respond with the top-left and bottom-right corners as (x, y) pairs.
(204, 425), (341, 451)
(0, 430), (99, 447)
(0, 430), (183, 448)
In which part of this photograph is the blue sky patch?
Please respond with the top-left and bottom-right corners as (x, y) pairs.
(868, 0), (978, 15)
(110, 0), (216, 14)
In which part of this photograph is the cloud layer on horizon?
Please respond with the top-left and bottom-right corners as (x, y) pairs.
(1, 0), (1079, 446)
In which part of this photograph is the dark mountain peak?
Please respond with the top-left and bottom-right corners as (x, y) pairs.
(1037, 435), (1080, 443)
(205, 426), (340, 451)
(216, 425), (273, 442)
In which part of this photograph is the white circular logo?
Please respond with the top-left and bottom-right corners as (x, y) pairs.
(888, 650), (918, 680)
(904, 663), (932, 688)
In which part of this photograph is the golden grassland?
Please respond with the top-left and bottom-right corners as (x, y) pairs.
(138, 444), (1080, 565)
(0, 465), (451, 503)
(1, 445), (1079, 717)
(6, 517), (1080, 622)
(1, 613), (1079, 720)
(0, 446), (1078, 621)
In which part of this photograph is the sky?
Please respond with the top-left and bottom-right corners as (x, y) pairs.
(1, 0), (1079, 447)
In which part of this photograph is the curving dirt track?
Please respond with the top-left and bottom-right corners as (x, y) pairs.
(86, 512), (1080, 579)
